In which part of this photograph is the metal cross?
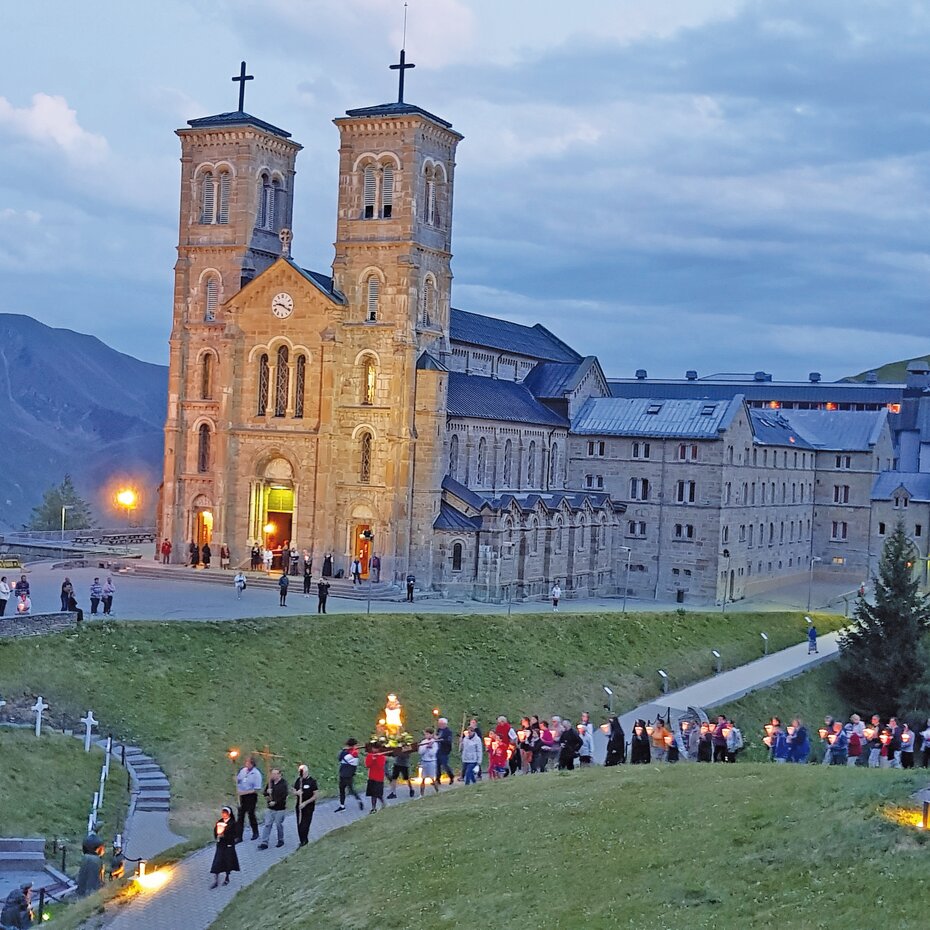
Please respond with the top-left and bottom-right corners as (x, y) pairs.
(232, 61), (254, 112)
(389, 49), (415, 104)
(279, 228), (292, 259)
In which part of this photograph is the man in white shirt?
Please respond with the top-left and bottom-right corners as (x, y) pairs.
(235, 756), (263, 841)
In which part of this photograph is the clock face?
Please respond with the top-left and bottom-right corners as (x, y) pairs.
(271, 292), (294, 318)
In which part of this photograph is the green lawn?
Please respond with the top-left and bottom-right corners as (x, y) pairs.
(0, 728), (127, 851)
(712, 663), (848, 761)
(0, 611), (841, 832)
(211, 764), (930, 930)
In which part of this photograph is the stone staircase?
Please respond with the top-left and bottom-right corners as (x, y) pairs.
(118, 745), (171, 813)
(0, 838), (45, 870)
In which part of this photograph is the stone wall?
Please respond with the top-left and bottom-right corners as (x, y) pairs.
(0, 612), (78, 638)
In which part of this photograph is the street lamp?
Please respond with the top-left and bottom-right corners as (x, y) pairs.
(658, 669), (669, 694)
(360, 529), (375, 615)
(720, 548), (731, 614)
(712, 649), (721, 674)
(603, 685), (614, 714)
(618, 545), (632, 613)
(116, 488), (137, 527)
(760, 631), (768, 656)
(807, 556), (822, 611)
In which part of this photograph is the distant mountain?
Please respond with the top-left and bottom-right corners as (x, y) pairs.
(0, 314), (166, 530)
(846, 356), (930, 383)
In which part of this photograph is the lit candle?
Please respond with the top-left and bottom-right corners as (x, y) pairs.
(763, 735), (772, 748)
(818, 728), (828, 740)
(864, 727), (875, 740)
(764, 724), (774, 736)
(787, 726), (795, 736)
(664, 735), (673, 747)
(645, 725), (654, 736)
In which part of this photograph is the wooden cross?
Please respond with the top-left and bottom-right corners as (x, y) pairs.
(232, 61), (254, 112)
(390, 49), (415, 104)
(252, 744), (284, 776)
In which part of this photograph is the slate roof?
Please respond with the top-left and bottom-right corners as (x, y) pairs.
(186, 111), (293, 139)
(871, 471), (930, 502)
(523, 359), (594, 399)
(486, 491), (623, 514)
(446, 372), (569, 427)
(441, 476), (486, 510)
(343, 102), (454, 130)
(572, 396), (742, 438)
(749, 410), (815, 449)
(608, 379), (903, 404)
(434, 501), (482, 532)
(417, 352), (449, 372)
(450, 309), (582, 363)
(776, 409), (889, 451)
(289, 263), (346, 303)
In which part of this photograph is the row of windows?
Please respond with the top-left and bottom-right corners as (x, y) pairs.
(735, 520), (811, 546)
(732, 481), (813, 506)
(358, 160), (445, 227)
(360, 272), (440, 325)
(256, 347), (307, 418)
(449, 435), (561, 489)
(878, 521), (922, 537)
(198, 171), (284, 231)
(502, 515), (610, 554)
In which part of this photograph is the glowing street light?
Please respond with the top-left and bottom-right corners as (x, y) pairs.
(760, 631), (769, 655)
(603, 685), (614, 713)
(711, 649), (721, 674)
(116, 488), (137, 526)
(658, 669), (669, 694)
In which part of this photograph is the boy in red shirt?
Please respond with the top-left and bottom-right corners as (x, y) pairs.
(364, 745), (389, 813)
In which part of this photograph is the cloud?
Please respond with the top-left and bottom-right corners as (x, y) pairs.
(0, 93), (108, 163)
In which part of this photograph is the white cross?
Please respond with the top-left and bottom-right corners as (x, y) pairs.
(279, 227), (292, 259)
(32, 696), (49, 738)
(81, 710), (99, 753)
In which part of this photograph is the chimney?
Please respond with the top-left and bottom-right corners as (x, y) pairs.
(753, 371), (767, 382)
(685, 370), (698, 381)
(635, 369), (647, 380)
(809, 372), (822, 383)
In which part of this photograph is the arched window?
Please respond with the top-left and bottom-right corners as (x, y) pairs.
(549, 442), (560, 486)
(361, 356), (376, 405)
(532, 518), (540, 553)
(503, 438), (513, 486)
(366, 275), (380, 322)
(257, 173), (274, 230)
(294, 354), (306, 418)
(423, 166), (437, 225)
(452, 541), (463, 572)
(197, 423), (211, 473)
(555, 517), (563, 553)
(271, 178), (282, 230)
(274, 345), (289, 417)
(449, 434), (459, 479)
(200, 171), (215, 224)
(577, 515), (586, 551)
(216, 170), (231, 224)
(359, 431), (372, 483)
(527, 440), (536, 487)
(257, 353), (269, 415)
(421, 277), (436, 326)
(381, 166), (394, 218)
(476, 437), (487, 486)
(200, 353), (213, 400)
(204, 276), (219, 322)
(363, 165), (377, 219)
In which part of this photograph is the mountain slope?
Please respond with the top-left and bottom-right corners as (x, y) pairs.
(846, 355), (930, 382)
(0, 313), (167, 528)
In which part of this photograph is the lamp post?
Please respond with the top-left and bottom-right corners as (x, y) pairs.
(760, 631), (768, 656)
(603, 685), (614, 714)
(618, 545), (632, 613)
(720, 548), (730, 614)
(712, 649), (721, 674)
(361, 529), (375, 615)
(658, 669), (669, 694)
(807, 556), (822, 611)
(116, 489), (137, 528)
(60, 504), (75, 559)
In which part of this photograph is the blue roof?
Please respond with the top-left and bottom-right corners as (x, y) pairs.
(446, 372), (568, 427)
(524, 360), (588, 398)
(434, 501), (482, 532)
(185, 111), (292, 139)
(871, 471), (930, 502)
(441, 476), (487, 510)
(749, 410), (815, 449)
(342, 102), (454, 130)
(289, 263), (345, 303)
(572, 396), (742, 438)
(417, 352), (449, 372)
(776, 409), (889, 451)
(450, 309), (581, 363)
(608, 378), (903, 405)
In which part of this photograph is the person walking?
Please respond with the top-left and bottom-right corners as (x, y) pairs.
(220, 544), (231, 570)
(234, 571), (246, 600)
(807, 621), (818, 654)
(630, 721), (651, 764)
(202, 543), (212, 569)
(900, 723), (916, 768)
(89, 578), (103, 616)
(712, 715), (729, 763)
(436, 718), (455, 785)
(160, 538), (172, 564)
(278, 571), (289, 607)
(335, 739), (365, 812)
(235, 756), (262, 841)
(550, 581), (561, 612)
(189, 541), (199, 567)
(0, 576), (10, 617)
(405, 572), (415, 602)
(102, 577), (115, 616)
(725, 720), (743, 762)
(209, 807), (239, 888)
(578, 723), (594, 765)
(364, 745), (388, 813)
(371, 554), (381, 582)
(303, 560), (313, 597)
(417, 729), (441, 796)
(650, 718), (670, 763)
(460, 724), (483, 784)
(257, 768), (288, 849)
(317, 578), (330, 613)
(350, 556), (362, 586)
(787, 718), (810, 764)
(387, 745), (415, 799)
(605, 717), (626, 766)
(558, 720), (582, 770)
(293, 764), (319, 847)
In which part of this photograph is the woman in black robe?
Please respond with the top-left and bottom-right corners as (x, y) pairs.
(210, 807), (240, 888)
(605, 716), (627, 766)
(630, 719), (651, 764)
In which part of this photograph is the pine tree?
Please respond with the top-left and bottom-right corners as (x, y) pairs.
(837, 520), (930, 716)
(28, 475), (96, 531)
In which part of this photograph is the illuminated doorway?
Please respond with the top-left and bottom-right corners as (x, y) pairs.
(192, 494), (213, 549)
(354, 523), (372, 578)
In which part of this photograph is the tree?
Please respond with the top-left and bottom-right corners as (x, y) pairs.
(28, 475), (95, 531)
(837, 520), (930, 716)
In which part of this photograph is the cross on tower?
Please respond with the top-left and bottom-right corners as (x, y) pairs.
(389, 49), (415, 104)
(232, 61), (254, 112)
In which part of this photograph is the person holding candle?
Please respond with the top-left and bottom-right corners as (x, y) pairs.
(460, 723), (484, 784)
(919, 719), (930, 767)
(867, 726), (882, 768)
(650, 718), (670, 762)
(364, 744), (388, 812)
(899, 723), (916, 768)
(578, 723), (594, 765)
(605, 716), (627, 766)
(725, 719), (744, 762)
(845, 724), (862, 767)
(209, 807), (240, 888)
(771, 722), (790, 763)
(630, 720), (651, 764)
(712, 715), (729, 763)
(788, 718), (810, 764)
(436, 718), (455, 785)
(417, 729), (441, 795)
(293, 763), (319, 846)
(535, 721), (555, 772)
(827, 722), (848, 765)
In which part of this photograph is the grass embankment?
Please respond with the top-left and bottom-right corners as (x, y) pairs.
(713, 663), (848, 761)
(212, 764), (929, 930)
(0, 611), (842, 832)
(0, 729), (127, 847)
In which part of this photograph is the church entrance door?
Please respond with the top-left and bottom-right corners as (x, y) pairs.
(191, 494), (214, 551)
(353, 524), (372, 578)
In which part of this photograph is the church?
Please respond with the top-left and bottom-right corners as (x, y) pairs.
(157, 57), (627, 600)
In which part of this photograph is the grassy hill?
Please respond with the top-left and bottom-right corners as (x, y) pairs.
(0, 611), (840, 833)
(211, 763), (929, 930)
(846, 356), (930, 383)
